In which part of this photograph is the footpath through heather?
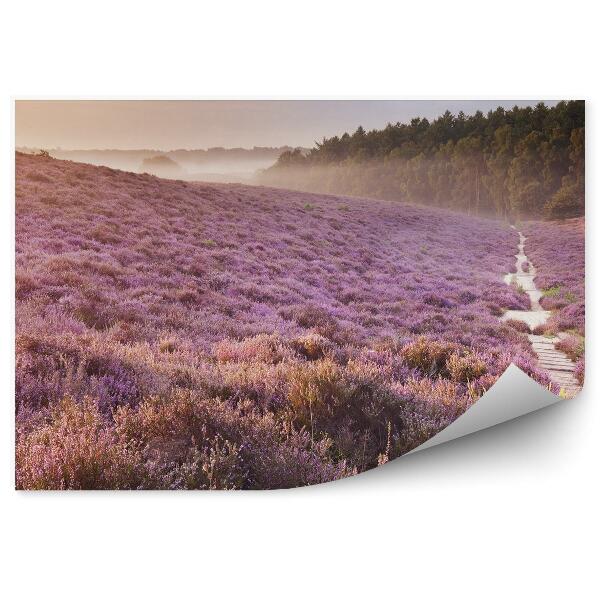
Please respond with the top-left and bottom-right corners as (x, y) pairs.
(502, 227), (580, 397)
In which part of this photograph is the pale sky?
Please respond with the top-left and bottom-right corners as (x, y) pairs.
(15, 100), (559, 150)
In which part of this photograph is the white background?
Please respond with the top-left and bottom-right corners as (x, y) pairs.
(1, 1), (597, 598)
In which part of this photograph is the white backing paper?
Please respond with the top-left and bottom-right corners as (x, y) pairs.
(409, 364), (562, 454)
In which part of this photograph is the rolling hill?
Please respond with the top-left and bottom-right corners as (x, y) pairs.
(16, 152), (552, 489)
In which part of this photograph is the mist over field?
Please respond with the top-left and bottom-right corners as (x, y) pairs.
(16, 146), (299, 184)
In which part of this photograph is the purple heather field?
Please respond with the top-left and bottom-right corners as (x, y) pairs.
(523, 218), (585, 383)
(15, 153), (577, 489)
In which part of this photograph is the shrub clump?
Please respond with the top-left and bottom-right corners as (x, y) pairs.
(574, 357), (584, 386)
(159, 338), (177, 354)
(446, 352), (488, 383)
(554, 334), (584, 361)
(16, 392), (353, 490)
(290, 333), (333, 361)
(504, 318), (531, 334)
(285, 359), (407, 469)
(213, 334), (293, 364)
(400, 338), (487, 383)
(115, 391), (351, 489)
(400, 337), (458, 378)
(16, 397), (149, 490)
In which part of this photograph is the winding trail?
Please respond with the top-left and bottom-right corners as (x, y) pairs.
(501, 228), (580, 397)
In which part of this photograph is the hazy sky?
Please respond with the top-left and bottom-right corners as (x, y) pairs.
(15, 100), (559, 150)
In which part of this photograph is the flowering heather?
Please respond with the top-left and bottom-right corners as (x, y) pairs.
(522, 218), (584, 334)
(522, 217), (585, 379)
(16, 152), (548, 489)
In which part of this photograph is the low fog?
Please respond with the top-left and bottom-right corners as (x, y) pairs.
(15, 146), (300, 184)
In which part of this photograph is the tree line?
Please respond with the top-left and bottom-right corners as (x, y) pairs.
(260, 101), (584, 219)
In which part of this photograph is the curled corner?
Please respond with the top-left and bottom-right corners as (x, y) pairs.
(408, 364), (562, 455)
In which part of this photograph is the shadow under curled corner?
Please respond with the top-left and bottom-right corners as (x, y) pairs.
(408, 363), (565, 455)
(304, 364), (577, 492)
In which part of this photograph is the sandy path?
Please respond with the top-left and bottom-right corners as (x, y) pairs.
(501, 228), (580, 397)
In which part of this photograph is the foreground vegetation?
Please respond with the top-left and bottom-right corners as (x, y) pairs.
(16, 153), (563, 489)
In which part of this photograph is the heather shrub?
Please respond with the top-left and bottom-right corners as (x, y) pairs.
(423, 293), (454, 309)
(554, 335), (584, 361)
(91, 223), (121, 245)
(72, 297), (115, 330)
(172, 438), (247, 490)
(468, 373), (499, 397)
(16, 397), (149, 490)
(403, 376), (464, 409)
(446, 352), (488, 383)
(16, 368), (63, 409)
(28, 171), (52, 183)
(115, 392), (350, 489)
(400, 337), (458, 377)
(486, 302), (504, 317)
(290, 333), (333, 361)
(16, 333), (152, 413)
(159, 338), (177, 354)
(541, 287), (573, 310)
(250, 433), (352, 489)
(213, 334), (293, 364)
(284, 304), (336, 329)
(82, 351), (144, 405)
(523, 219), (584, 340)
(285, 359), (406, 468)
(371, 337), (401, 353)
(574, 358), (584, 386)
(287, 359), (345, 422)
(315, 321), (360, 347)
(16, 271), (38, 300)
(15, 335), (74, 408)
(457, 290), (477, 304)
(489, 289), (530, 310)
(505, 318), (531, 333)
(549, 302), (584, 335)
(216, 361), (289, 411)
(91, 364), (140, 412)
(175, 288), (201, 306)
(531, 323), (549, 335)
